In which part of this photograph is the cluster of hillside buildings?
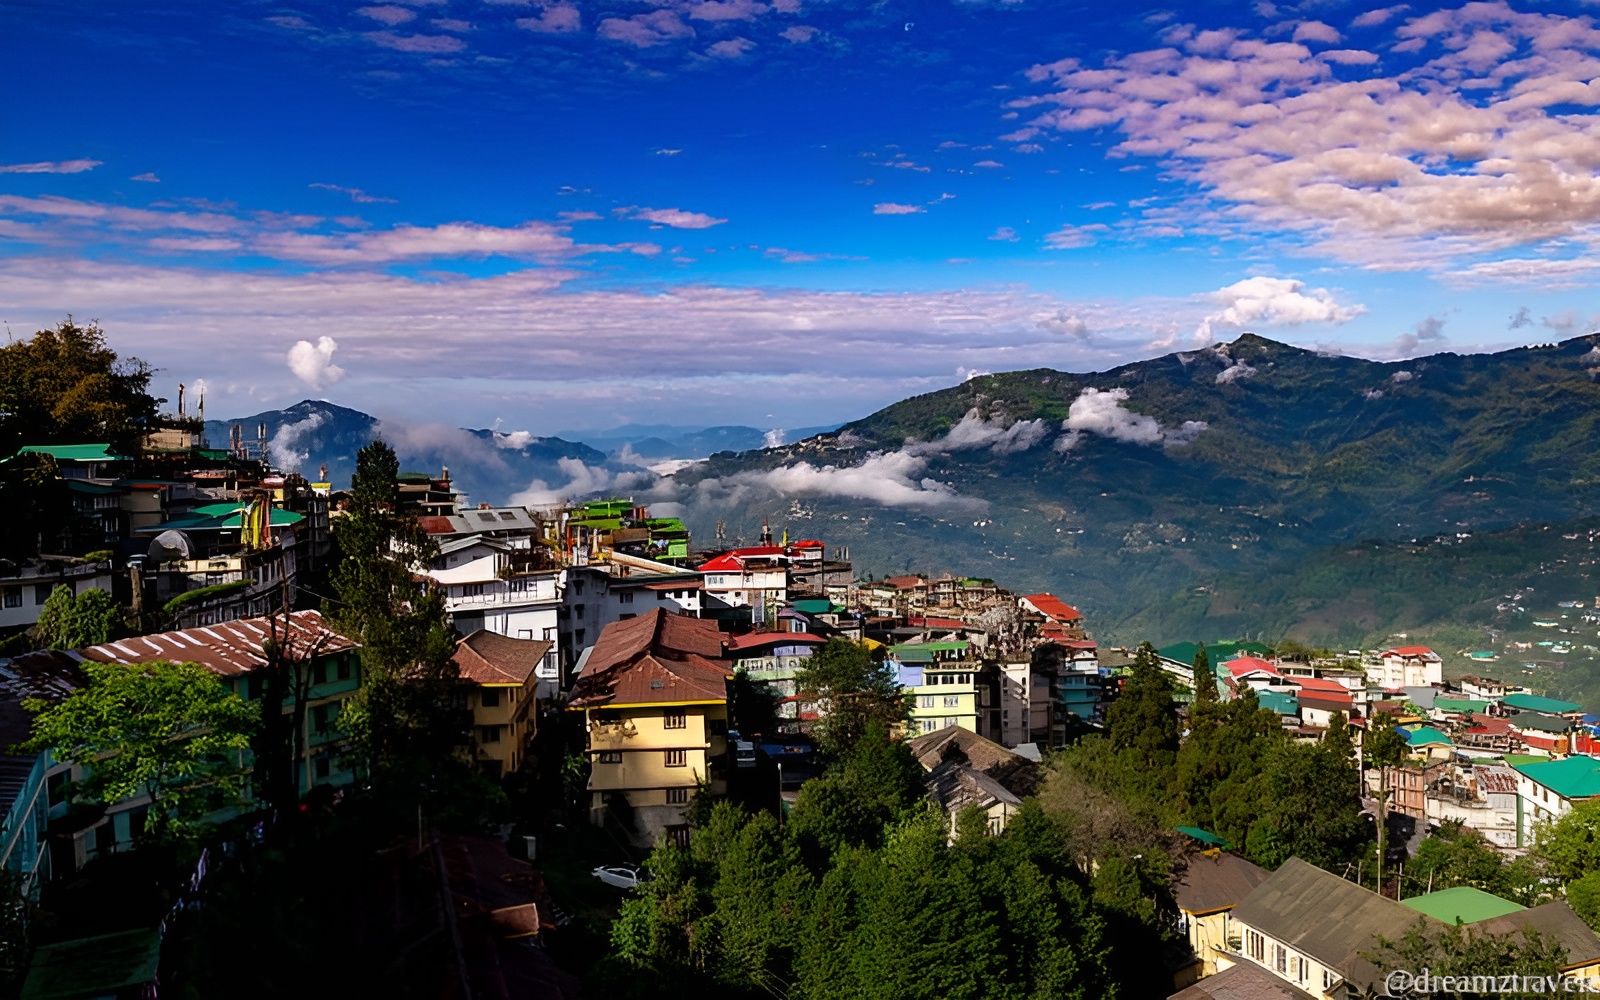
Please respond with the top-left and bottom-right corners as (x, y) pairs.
(11, 422), (1600, 999)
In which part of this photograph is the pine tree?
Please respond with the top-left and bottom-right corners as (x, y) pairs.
(1191, 643), (1216, 705)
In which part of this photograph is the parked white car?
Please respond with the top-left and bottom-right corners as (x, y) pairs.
(592, 864), (647, 889)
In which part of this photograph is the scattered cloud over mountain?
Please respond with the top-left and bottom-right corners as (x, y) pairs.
(906, 409), (1050, 457)
(1055, 387), (1207, 451)
(1394, 314), (1447, 356)
(1197, 277), (1363, 341)
(511, 458), (653, 505)
(268, 411), (327, 471)
(287, 336), (346, 388)
(683, 450), (976, 511)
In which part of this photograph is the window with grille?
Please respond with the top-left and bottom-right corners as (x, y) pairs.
(665, 749), (687, 767)
(1273, 945), (1286, 974)
(597, 751), (622, 763)
(667, 787), (689, 804)
(663, 709), (686, 729)
(618, 591), (633, 604)
(943, 695), (961, 708)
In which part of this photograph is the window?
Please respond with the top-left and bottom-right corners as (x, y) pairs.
(667, 824), (690, 848)
(667, 787), (690, 804)
(479, 725), (503, 744)
(657, 590), (668, 601)
(943, 695), (961, 708)
(919, 696), (934, 709)
(46, 772), (66, 808)
(481, 688), (501, 708)
(575, 629), (586, 645)
(664, 749), (687, 767)
(709, 719), (727, 735)
(921, 720), (937, 733)
(336, 658), (351, 681)
(573, 581), (584, 596)
(575, 604), (586, 617)
(597, 751), (623, 763)
(315, 756), (331, 779)
(1, 588), (19, 609)
(1273, 944), (1286, 974)
(1246, 930), (1264, 962)
(313, 661), (328, 685)
(1324, 970), (1336, 991)
(462, 583), (484, 599)
(618, 591), (633, 605)
(34, 584), (50, 606)
(311, 704), (331, 734)
(663, 708), (686, 729)
(620, 613), (636, 620)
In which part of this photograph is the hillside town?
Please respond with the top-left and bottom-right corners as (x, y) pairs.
(5, 333), (1600, 999)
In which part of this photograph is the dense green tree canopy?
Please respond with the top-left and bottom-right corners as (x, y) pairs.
(22, 660), (258, 840)
(793, 638), (907, 758)
(32, 585), (125, 650)
(0, 320), (158, 454)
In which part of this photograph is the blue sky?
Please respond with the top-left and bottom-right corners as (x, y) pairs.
(3, 0), (1599, 436)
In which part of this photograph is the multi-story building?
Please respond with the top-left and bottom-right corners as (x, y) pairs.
(559, 554), (703, 683)
(136, 500), (303, 626)
(62, 611), (360, 869)
(698, 545), (789, 614)
(453, 631), (551, 777)
(891, 642), (981, 736)
(1368, 645), (1444, 688)
(727, 632), (825, 728)
(568, 609), (732, 847)
(0, 559), (116, 633)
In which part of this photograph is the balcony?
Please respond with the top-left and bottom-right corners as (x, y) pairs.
(588, 720), (638, 748)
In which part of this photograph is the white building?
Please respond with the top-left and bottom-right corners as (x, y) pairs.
(424, 535), (563, 691)
(0, 560), (116, 632)
(1509, 755), (1600, 848)
(560, 554), (703, 680)
(698, 546), (789, 612)
(1368, 645), (1444, 688)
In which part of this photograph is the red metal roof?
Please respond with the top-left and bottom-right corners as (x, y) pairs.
(792, 539), (824, 549)
(697, 545), (787, 572)
(1021, 593), (1084, 622)
(78, 610), (356, 677)
(418, 515), (456, 535)
(1299, 694), (1353, 712)
(1292, 676), (1352, 696)
(885, 575), (928, 590)
(727, 631), (827, 651)
(908, 616), (968, 629)
(1227, 656), (1280, 678)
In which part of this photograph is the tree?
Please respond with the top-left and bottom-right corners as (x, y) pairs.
(328, 441), (469, 813)
(31, 585), (125, 650)
(1409, 821), (1531, 901)
(727, 669), (779, 736)
(1536, 797), (1600, 884)
(788, 720), (924, 858)
(1324, 710), (1354, 763)
(1364, 722), (1410, 893)
(0, 320), (158, 455)
(1191, 644), (1216, 705)
(22, 660), (259, 841)
(794, 638), (907, 759)
(1106, 642), (1178, 764)
(1365, 921), (1566, 1000)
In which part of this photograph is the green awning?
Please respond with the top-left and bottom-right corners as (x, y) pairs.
(1175, 826), (1232, 850)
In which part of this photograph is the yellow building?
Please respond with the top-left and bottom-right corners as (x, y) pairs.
(568, 608), (732, 847)
(453, 630), (551, 777)
(1173, 853), (1269, 980)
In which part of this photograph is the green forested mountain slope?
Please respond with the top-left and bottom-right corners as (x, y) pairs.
(672, 334), (1600, 647)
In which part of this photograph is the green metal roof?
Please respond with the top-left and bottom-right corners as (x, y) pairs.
(1511, 755), (1600, 800)
(1405, 726), (1454, 747)
(15, 443), (129, 462)
(1157, 640), (1274, 666)
(892, 641), (969, 654)
(889, 647), (935, 663)
(1400, 887), (1525, 925)
(20, 927), (161, 1000)
(1257, 691), (1299, 716)
(1434, 698), (1490, 715)
(1175, 826), (1232, 849)
(65, 480), (125, 495)
(790, 599), (837, 615)
(1511, 712), (1571, 734)
(1502, 753), (1552, 767)
(152, 507), (304, 532)
(1503, 693), (1582, 714)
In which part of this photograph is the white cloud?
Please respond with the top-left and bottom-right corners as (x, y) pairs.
(309, 182), (396, 205)
(873, 203), (924, 215)
(630, 207), (727, 229)
(511, 458), (654, 505)
(130, 172), (160, 183)
(1055, 387), (1207, 451)
(597, 10), (694, 47)
(1021, 6), (1600, 270)
(1043, 223), (1108, 249)
(1038, 312), (1090, 339)
(1391, 370), (1415, 382)
(707, 37), (755, 58)
(687, 450), (977, 511)
(905, 410), (1050, 457)
(780, 25), (816, 42)
(1216, 361), (1257, 384)
(1393, 314), (1447, 355)
(515, 5), (580, 32)
(269, 412), (328, 472)
(989, 226), (1020, 242)
(287, 336), (347, 389)
(0, 159), (101, 175)
(762, 428), (786, 448)
(1197, 276), (1363, 340)
(356, 5), (416, 26)
(493, 429), (536, 449)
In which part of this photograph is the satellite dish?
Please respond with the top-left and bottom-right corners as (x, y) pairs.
(148, 530), (194, 563)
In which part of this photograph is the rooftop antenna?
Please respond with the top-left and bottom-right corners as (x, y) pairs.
(258, 422), (268, 464)
(177, 382), (186, 419)
(197, 386), (206, 446)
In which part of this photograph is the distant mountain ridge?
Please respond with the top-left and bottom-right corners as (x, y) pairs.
(668, 333), (1600, 646)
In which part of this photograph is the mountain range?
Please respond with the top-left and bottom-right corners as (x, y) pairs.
(216, 333), (1600, 653)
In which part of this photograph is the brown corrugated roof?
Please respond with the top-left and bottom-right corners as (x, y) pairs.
(568, 609), (730, 708)
(78, 610), (356, 677)
(1231, 857), (1433, 994)
(1475, 902), (1600, 969)
(1168, 960), (1318, 1000)
(1175, 853), (1272, 915)
(907, 725), (1042, 797)
(454, 631), (552, 686)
